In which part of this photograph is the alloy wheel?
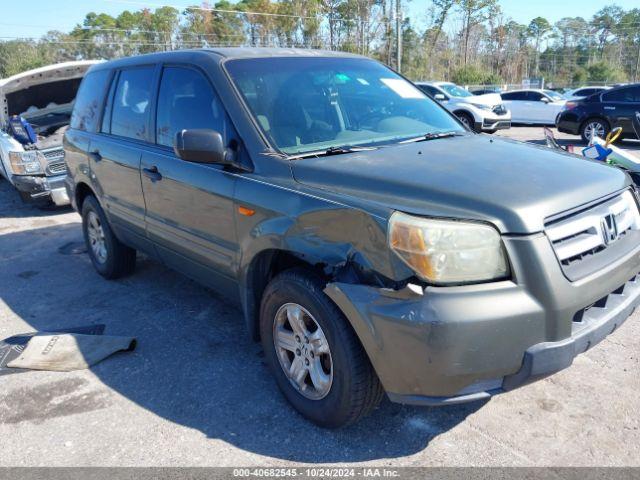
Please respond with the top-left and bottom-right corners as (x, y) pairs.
(585, 121), (606, 140)
(87, 211), (107, 264)
(273, 303), (333, 400)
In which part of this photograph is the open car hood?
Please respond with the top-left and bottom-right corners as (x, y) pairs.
(0, 61), (100, 96)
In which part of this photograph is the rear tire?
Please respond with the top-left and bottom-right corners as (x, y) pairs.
(260, 268), (383, 428)
(81, 195), (136, 279)
(580, 118), (609, 143)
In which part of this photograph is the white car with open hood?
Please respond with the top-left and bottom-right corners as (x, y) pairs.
(0, 60), (100, 205)
(414, 81), (511, 133)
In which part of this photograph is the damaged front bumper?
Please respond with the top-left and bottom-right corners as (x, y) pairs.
(12, 173), (70, 206)
(324, 233), (640, 406)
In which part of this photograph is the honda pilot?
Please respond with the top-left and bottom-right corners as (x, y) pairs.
(65, 49), (640, 428)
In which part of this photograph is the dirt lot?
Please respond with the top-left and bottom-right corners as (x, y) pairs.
(0, 127), (639, 467)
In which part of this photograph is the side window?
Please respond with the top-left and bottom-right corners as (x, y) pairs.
(156, 66), (226, 147)
(602, 88), (637, 103)
(110, 67), (155, 141)
(70, 70), (111, 132)
(528, 92), (543, 101)
(502, 92), (526, 101)
(418, 85), (438, 97)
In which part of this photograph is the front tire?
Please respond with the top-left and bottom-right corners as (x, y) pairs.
(260, 268), (383, 428)
(81, 195), (136, 279)
(456, 111), (477, 132)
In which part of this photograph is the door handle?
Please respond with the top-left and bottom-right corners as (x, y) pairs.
(88, 150), (102, 162)
(142, 165), (162, 182)
(604, 106), (616, 110)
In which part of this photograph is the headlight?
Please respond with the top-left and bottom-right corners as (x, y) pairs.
(8, 151), (45, 175)
(388, 211), (509, 284)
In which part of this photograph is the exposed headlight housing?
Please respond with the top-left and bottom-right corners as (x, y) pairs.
(388, 211), (509, 284)
(8, 150), (45, 175)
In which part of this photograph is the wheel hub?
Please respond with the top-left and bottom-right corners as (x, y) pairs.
(273, 303), (333, 400)
(87, 211), (107, 264)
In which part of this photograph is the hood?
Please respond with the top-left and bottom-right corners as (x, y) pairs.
(462, 93), (502, 107)
(0, 61), (100, 96)
(0, 61), (101, 126)
(291, 135), (630, 234)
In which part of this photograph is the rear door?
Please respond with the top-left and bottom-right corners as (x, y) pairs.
(601, 86), (640, 136)
(501, 91), (529, 122)
(140, 64), (238, 294)
(89, 66), (157, 249)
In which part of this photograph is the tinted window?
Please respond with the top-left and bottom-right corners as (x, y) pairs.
(70, 70), (110, 132)
(418, 85), (439, 97)
(110, 67), (154, 140)
(529, 92), (544, 101)
(156, 67), (225, 147)
(226, 57), (464, 155)
(501, 91), (527, 100)
(602, 87), (640, 103)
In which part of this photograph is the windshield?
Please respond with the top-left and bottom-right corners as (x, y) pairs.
(544, 90), (564, 101)
(225, 57), (465, 155)
(440, 83), (473, 98)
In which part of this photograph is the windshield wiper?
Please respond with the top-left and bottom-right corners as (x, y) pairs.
(289, 145), (378, 160)
(400, 131), (466, 144)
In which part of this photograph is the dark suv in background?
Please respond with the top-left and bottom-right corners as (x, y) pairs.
(64, 49), (640, 428)
(556, 83), (640, 142)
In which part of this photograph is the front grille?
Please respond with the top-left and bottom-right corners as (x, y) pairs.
(47, 161), (67, 174)
(546, 191), (640, 279)
(41, 147), (64, 160)
(41, 147), (66, 176)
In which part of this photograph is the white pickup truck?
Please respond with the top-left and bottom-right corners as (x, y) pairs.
(0, 61), (99, 206)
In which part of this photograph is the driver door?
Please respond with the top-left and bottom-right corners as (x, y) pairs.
(140, 65), (238, 294)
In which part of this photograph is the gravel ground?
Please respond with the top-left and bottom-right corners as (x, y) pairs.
(0, 127), (639, 467)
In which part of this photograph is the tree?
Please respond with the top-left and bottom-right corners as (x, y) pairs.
(527, 17), (551, 76)
(591, 6), (623, 58)
(587, 61), (626, 83)
(458, 0), (496, 65)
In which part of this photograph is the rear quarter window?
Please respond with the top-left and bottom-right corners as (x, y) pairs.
(70, 70), (111, 132)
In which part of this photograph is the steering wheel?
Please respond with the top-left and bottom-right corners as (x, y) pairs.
(605, 127), (623, 147)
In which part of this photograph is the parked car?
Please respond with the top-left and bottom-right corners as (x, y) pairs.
(415, 81), (511, 133)
(65, 49), (640, 428)
(557, 83), (640, 142)
(0, 61), (100, 205)
(500, 89), (566, 124)
(564, 86), (611, 101)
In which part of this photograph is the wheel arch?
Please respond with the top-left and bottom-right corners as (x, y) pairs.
(75, 181), (97, 211)
(241, 248), (326, 341)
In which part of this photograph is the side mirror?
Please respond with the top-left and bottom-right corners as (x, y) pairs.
(540, 97), (550, 103)
(434, 93), (446, 101)
(174, 129), (227, 164)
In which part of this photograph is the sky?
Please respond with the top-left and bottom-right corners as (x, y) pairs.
(2, 0), (640, 39)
